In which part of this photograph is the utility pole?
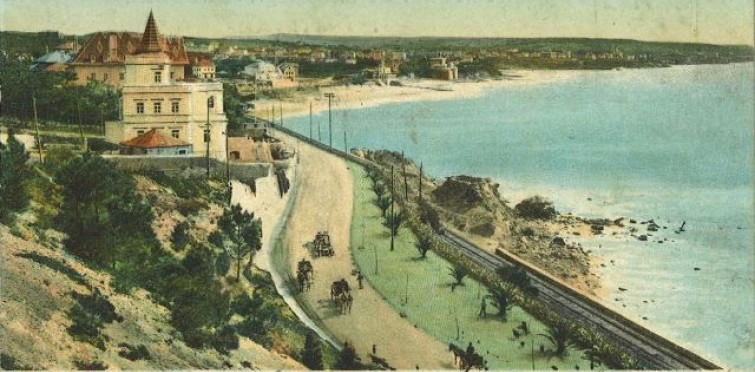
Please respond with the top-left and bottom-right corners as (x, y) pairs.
(343, 131), (347, 154)
(279, 103), (283, 126)
(309, 101), (313, 140)
(32, 95), (42, 163)
(419, 162), (423, 204)
(205, 97), (211, 179)
(76, 90), (85, 152)
(390, 165), (395, 252)
(402, 151), (408, 201)
(324, 92), (334, 147)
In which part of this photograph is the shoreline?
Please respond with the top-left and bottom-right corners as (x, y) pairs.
(253, 69), (584, 121)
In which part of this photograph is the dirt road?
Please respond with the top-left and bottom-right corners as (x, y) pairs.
(283, 140), (452, 369)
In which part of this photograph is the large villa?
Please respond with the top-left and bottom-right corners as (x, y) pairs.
(104, 12), (228, 160)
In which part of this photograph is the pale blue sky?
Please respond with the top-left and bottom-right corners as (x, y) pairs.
(1, 0), (753, 45)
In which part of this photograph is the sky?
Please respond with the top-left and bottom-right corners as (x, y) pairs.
(1, 0), (753, 45)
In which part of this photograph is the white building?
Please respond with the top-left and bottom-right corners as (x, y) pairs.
(105, 11), (227, 160)
(242, 59), (282, 83)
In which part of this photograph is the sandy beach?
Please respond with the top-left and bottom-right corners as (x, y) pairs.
(254, 70), (583, 121)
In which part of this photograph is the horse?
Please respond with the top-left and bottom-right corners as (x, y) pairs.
(297, 259), (314, 281)
(333, 292), (352, 314)
(448, 343), (465, 366)
(297, 270), (310, 292)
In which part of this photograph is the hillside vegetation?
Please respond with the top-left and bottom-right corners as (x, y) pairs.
(0, 138), (336, 369)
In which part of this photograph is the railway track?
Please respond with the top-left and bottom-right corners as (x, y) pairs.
(437, 231), (720, 370)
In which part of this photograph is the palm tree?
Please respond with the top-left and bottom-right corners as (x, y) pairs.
(485, 289), (512, 321)
(415, 235), (432, 258)
(371, 180), (387, 199)
(448, 264), (468, 286)
(373, 194), (392, 218)
(538, 324), (571, 357)
(383, 210), (405, 237)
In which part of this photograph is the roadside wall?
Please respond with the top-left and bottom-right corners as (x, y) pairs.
(104, 154), (271, 185)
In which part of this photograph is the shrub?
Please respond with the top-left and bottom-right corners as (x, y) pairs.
(215, 251), (231, 276)
(1, 353), (32, 370)
(515, 196), (557, 220)
(302, 331), (324, 370)
(211, 325), (240, 355)
(72, 358), (108, 370)
(171, 221), (190, 251)
(117, 343), (151, 361)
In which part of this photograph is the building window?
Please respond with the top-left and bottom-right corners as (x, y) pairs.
(153, 102), (161, 113)
(104, 73), (109, 81)
(171, 129), (180, 138)
(136, 102), (144, 114)
(170, 71), (175, 79)
(90, 73), (96, 80)
(204, 129), (210, 143)
(119, 73), (124, 80)
(137, 130), (145, 136)
(154, 71), (162, 83)
(171, 101), (180, 113)
(208, 96), (215, 108)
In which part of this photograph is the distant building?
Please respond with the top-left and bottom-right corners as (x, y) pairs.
(186, 52), (215, 80)
(31, 50), (72, 72)
(279, 62), (298, 82)
(105, 11), (227, 160)
(68, 24), (188, 88)
(242, 59), (282, 83)
(429, 57), (458, 80)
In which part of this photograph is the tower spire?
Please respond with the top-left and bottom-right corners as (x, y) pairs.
(137, 10), (161, 53)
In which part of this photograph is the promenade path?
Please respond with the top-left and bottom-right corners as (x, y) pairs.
(283, 139), (452, 369)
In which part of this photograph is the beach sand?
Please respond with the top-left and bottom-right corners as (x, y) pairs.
(254, 70), (583, 121)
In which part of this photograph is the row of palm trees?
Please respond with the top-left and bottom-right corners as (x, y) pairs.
(363, 163), (620, 368)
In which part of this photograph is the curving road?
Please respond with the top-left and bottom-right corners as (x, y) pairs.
(438, 231), (720, 370)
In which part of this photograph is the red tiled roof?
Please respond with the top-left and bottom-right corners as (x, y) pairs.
(71, 12), (187, 65)
(120, 129), (190, 149)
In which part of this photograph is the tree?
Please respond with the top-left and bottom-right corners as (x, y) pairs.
(538, 324), (571, 357)
(515, 196), (557, 220)
(383, 210), (405, 238)
(55, 153), (156, 267)
(371, 181), (386, 199)
(373, 194), (392, 218)
(302, 331), (324, 370)
(335, 341), (362, 370)
(217, 204), (262, 281)
(0, 129), (29, 222)
(415, 235), (432, 258)
(448, 263), (468, 286)
(485, 289), (513, 321)
(170, 276), (230, 347)
(171, 221), (191, 251)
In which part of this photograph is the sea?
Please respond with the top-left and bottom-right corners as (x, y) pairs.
(284, 63), (755, 368)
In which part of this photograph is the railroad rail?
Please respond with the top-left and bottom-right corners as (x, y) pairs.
(438, 231), (720, 370)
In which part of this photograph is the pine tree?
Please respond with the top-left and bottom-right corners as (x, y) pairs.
(302, 331), (323, 370)
(0, 130), (29, 221)
(335, 342), (361, 370)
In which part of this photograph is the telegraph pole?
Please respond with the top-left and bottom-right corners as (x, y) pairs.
(324, 92), (334, 147)
(309, 101), (313, 140)
(390, 165), (395, 251)
(32, 95), (42, 163)
(205, 97), (211, 179)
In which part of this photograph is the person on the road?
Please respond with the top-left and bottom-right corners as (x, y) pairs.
(479, 298), (487, 318)
(357, 272), (364, 289)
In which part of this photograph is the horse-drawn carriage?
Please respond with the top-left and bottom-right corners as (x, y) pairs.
(296, 259), (314, 292)
(331, 278), (352, 314)
(313, 231), (334, 257)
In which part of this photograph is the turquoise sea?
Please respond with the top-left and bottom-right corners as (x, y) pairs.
(285, 63), (755, 368)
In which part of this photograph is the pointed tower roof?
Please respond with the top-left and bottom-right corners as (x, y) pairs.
(137, 11), (162, 53)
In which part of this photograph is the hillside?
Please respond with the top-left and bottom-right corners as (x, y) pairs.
(0, 151), (320, 370)
(0, 225), (301, 370)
